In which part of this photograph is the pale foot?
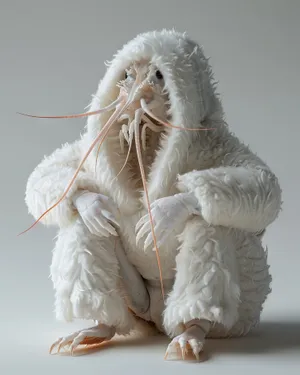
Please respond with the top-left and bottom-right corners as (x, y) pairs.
(49, 323), (115, 356)
(164, 319), (210, 361)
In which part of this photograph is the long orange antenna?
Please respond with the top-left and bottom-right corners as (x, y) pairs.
(133, 109), (165, 299)
(17, 98), (121, 120)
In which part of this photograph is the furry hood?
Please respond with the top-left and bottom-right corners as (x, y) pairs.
(83, 30), (224, 209)
(87, 29), (222, 134)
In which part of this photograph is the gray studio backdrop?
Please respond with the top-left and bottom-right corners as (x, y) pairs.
(0, 0), (299, 373)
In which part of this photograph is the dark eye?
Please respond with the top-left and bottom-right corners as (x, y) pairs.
(155, 70), (163, 80)
(124, 71), (128, 79)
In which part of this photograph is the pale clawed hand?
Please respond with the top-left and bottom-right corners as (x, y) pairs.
(135, 193), (201, 250)
(73, 190), (120, 237)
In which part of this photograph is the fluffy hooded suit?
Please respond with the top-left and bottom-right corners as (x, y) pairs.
(25, 30), (282, 342)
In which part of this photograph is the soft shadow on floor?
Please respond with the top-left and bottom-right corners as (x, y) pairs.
(56, 320), (300, 358)
(112, 320), (300, 356)
(205, 321), (300, 356)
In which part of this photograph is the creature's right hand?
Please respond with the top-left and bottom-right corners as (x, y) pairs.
(72, 190), (119, 237)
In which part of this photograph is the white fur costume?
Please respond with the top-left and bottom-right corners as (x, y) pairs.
(25, 30), (282, 353)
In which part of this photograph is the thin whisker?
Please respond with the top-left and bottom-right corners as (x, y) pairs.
(140, 99), (215, 132)
(17, 98), (122, 120)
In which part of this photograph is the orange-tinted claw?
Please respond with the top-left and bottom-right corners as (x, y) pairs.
(49, 343), (57, 355)
(49, 338), (64, 355)
(57, 344), (62, 353)
(58, 341), (68, 353)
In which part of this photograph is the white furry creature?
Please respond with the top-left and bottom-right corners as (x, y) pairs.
(23, 30), (282, 360)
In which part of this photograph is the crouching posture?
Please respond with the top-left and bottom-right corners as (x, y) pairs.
(24, 30), (282, 360)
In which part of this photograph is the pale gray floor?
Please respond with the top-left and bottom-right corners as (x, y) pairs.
(1, 0), (299, 373)
(1, 315), (300, 373)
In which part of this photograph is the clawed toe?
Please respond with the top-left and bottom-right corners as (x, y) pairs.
(49, 324), (115, 355)
(164, 339), (204, 361)
(164, 331), (205, 361)
(50, 334), (107, 355)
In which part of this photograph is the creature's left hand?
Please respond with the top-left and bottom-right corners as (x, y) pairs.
(136, 193), (200, 250)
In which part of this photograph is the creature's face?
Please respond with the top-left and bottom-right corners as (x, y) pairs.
(112, 61), (170, 156)
(121, 62), (166, 103)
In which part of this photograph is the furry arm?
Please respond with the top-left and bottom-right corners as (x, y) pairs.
(177, 144), (282, 233)
(25, 140), (101, 227)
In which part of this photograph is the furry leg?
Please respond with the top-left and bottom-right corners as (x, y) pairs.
(163, 217), (241, 338)
(50, 218), (134, 334)
(208, 232), (272, 338)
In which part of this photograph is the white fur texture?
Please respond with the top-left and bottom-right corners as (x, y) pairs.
(25, 140), (101, 227)
(51, 218), (134, 334)
(25, 30), (281, 338)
